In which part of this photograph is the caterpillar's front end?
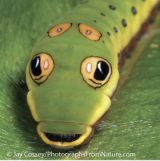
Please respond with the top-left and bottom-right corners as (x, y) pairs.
(26, 21), (119, 149)
(26, 0), (160, 149)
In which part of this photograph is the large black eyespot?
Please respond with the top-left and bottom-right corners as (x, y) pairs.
(81, 57), (112, 88)
(31, 56), (41, 76)
(30, 53), (54, 84)
(94, 61), (110, 81)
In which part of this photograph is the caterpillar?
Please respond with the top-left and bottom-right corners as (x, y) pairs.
(26, 0), (159, 149)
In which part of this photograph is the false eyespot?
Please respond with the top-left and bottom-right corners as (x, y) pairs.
(81, 56), (112, 88)
(30, 53), (54, 84)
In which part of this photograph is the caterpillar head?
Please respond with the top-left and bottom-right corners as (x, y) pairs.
(26, 22), (119, 149)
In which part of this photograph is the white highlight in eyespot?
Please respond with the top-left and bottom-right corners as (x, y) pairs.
(86, 63), (92, 73)
(35, 58), (40, 68)
(98, 62), (103, 73)
(44, 59), (49, 70)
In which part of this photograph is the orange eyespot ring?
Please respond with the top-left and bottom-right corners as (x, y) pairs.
(81, 56), (112, 88)
(30, 53), (54, 84)
(48, 23), (72, 37)
(79, 23), (102, 41)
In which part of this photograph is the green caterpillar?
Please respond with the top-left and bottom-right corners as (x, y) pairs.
(26, 0), (159, 149)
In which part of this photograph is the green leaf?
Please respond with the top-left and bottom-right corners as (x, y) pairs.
(0, 0), (160, 159)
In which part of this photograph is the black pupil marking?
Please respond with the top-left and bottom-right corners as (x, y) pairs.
(131, 6), (137, 15)
(45, 133), (81, 142)
(122, 19), (127, 27)
(94, 61), (109, 81)
(109, 4), (116, 10)
(31, 56), (41, 76)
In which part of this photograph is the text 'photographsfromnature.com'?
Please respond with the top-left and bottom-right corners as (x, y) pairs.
(6, 151), (136, 159)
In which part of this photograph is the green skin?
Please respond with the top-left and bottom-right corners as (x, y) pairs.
(26, 23), (118, 133)
(26, 0), (157, 148)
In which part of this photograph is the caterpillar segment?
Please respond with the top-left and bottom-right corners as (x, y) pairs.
(26, 0), (159, 149)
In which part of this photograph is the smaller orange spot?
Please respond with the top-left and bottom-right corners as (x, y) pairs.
(48, 23), (72, 37)
(79, 23), (102, 41)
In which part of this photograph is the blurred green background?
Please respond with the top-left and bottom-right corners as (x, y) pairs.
(0, 0), (160, 159)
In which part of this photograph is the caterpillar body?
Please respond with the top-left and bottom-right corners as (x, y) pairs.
(26, 0), (159, 149)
